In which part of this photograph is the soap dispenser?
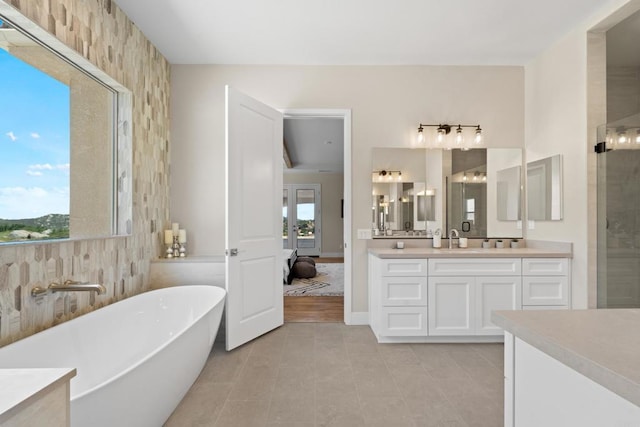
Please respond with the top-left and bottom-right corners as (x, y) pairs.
(433, 228), (442, 248)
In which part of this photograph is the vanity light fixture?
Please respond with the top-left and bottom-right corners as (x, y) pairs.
(416, 123), (483, 149)
(456, 125), (463, 145)
(599, 126), (640, 149)
(618, 129), (628, 144)
(373, 170), (402, 182)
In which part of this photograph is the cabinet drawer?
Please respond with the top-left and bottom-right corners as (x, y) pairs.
(380, 306), (428, 336)
(523, 258), (569, 276)
(522, 276), (568, 305)
(428, 258), (521, 276)
(381, 277), (428, 306)
(381, 259), (428, 276)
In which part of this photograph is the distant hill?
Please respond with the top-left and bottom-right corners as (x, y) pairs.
(0, 214), (69, 230)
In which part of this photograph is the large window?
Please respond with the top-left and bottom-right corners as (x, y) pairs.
(0, 17), (118, 242)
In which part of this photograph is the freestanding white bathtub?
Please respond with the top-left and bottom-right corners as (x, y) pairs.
(0, 285), (226, 427)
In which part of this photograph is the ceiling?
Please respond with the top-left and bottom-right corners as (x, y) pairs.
(284, 117), (344, 173)
(112, 0), (613, 172)
(113, 0), (609, 66)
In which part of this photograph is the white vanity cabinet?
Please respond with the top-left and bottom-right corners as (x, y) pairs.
(368, 250), (571, 343)
(428, 258), (522, 336)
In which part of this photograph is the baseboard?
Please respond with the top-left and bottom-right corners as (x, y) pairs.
(321, 252), (344, 258)
(346, 311), (369, 325)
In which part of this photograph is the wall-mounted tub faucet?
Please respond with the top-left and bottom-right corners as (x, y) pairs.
(31, 280), (106, 297)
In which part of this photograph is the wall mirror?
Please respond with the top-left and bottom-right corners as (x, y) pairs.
(0, 4), (132, 244)
(372, 147), (523, 238)
(371, 148), (436, 235)
(447, 148), (522, 238)
(496, 166), (522, 221)
(527, 154), (563, 221)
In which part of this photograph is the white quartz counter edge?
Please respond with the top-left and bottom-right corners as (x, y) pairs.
(0, 368), (76, 422)
(368, 247), (572, 258)
(492, 309), (640, 408)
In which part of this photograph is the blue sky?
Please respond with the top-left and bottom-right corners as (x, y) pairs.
(0, 48), (70, 219)
(283, 203), (314, 220)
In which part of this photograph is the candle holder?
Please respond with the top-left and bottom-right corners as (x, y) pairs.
(172, 236), (181, 257)
(163, 228), (187, 259)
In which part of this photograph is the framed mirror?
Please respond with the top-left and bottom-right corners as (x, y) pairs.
(371, 147), (523, 238)
(0, 6), (132, 244)
(527, 154), (563, 221)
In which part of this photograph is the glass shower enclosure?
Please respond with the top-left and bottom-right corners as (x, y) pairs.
(596, 117), (640, 308)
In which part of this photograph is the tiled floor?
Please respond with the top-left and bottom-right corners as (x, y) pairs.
(164, 323), (504, 427)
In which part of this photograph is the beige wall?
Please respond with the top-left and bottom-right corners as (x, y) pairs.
(171, 65), (524, 314)
(284, 172), (344, 256)
(524, 0), (640, 309)
(0, 2), (170, 346)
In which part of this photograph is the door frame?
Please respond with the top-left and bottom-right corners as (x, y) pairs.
(281, 108), (353, 324)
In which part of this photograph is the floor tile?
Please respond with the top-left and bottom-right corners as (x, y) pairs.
(213, 399), (270, 427)
(166, 324), (505, 427)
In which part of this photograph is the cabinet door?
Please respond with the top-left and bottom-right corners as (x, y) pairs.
(475, 276), (522, 335)
(428, 276), (475, 335)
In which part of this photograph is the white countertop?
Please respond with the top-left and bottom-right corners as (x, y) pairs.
(0, 368), (76, 422)
(368, 247), (572, 258)
(492, 309), (640, 407)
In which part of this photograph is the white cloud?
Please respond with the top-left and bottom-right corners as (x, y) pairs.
(29, 163), (54, 170)
(26, 170), (43, 176)
(0, 186), (69, 218)
(6, 131), (17, 141)
(30, 132), (40, 139)
(27, 163), (70, 173)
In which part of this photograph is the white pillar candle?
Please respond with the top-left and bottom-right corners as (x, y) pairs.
(164, 230), (173, 244)
(171, 222), (179, 235)
(178, 229), (187, 244)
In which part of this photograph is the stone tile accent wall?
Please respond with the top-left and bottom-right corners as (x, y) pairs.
(0, 0), (170, 346)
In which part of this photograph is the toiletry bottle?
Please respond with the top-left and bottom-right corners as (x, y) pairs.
(433, 229), (442, 248)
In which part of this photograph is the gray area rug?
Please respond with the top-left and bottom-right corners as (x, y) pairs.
(284, 263), (344, 296)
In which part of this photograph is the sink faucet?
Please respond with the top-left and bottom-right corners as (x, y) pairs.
(449, 228), (459, 249)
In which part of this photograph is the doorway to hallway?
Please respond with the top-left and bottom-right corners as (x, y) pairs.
(281, 110), (348, 322)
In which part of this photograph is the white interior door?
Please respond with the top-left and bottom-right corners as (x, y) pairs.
(225, 86), (283, 351)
